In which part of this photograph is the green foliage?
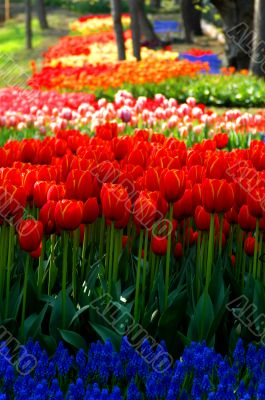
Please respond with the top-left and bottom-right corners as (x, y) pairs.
(44, 0), (130, 13)
(93, 74), (265, 107)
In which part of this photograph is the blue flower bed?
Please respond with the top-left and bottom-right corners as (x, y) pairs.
(0, 337), (265, 399)
(179, 54), (222, 73)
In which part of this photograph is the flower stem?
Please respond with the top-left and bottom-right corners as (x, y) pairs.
(253, 219), (260, 279)
(141, 229), (149, 304)
(149, 250), (155, 292)
(81, 225), (89, 282)
(164, 203), (173, 310)
(218, 214), (223, 257)
(196, 231), (201, 300)
(206, 213), (215, 290)
(108, 222), (115, 292)
(112, 229), (121, 283)
(21, 253), (30, 340)
(134, 229), (144, 323)
(257, 231), (263, 280)
(37, 236), (46, 296)
(242, 251), (246, 290)
(72, 228), (79, 304)
(62, 231), (69, 329)
(99, 216), (105, 260)
(0, 225), (8, 302)
(5, 225), (15, 319)
(48, 234), (55, 296)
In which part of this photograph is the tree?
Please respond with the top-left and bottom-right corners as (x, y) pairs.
(36, 0), (49, 30)
(192, 0), (203, 36)
(181, 0), (203, 43)
(150, 0), (161, 9)
(25, 0), (32, 49)
(111, 0), (126, 60)
(211, 0), (254, 70)
(129, 0), (141, 60)
(250, 0), (265, 77)
(5, 0), (10, 20)
(181, 0), (193, 43)
(138, 0), (161, 46)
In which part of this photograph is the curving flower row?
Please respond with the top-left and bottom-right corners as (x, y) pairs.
(70, 13), (131, 35)
(29, 13), (214, 91)
(1, 89), (264, 138)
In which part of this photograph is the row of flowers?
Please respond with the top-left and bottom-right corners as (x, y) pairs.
(1, 89), (264, 138)
(27, 13), (223, 91)
(70, 13), (131, 36)
(0, 337), (264, 399)
(29, 58), (209, 91)
(0, 102), (265, 347)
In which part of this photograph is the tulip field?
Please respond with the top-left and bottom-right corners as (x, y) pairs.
(1, 10), (265, 400)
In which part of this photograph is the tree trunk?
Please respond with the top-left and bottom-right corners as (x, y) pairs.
(25, 0), (32, 49)
(36, 0), (49, 30)
(129, 0), (141, 60)
(5, 0), (10, 20)
(111, 0), (126, 60)
(251, 0), (265, 77)
(211, 0), (254, 70)
(192, 0), (203, 36)
(138, 0), (161, 46)
(181, 0), (193, 43)
(150, 0), (161, 9)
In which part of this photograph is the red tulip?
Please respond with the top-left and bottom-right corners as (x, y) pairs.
(194, 206), (211, 231)
(225, 207), (238, 224)
(54, 200), (83, 231)
(37, 144), (53, 165)
(238, 205), (256, 231)
(96, 161), (120, 184)
(122, 235), (128, 248)
(23, 169), (38, 198)
(151, 236), (168, 256)
(47, 184), (66, 201)
(66, 169), (93, 201)
(213, 133), (229, 149)
(244, 236), (256, 256)
(20, 140), (36, 163)
(202, 179), (234, 213)
(231, 254), (236, 267)
(192, 183), (202, 209)
(55, 138), (67, 156)
(174, 242), (183, 258)
(18, 219), (43, 252)
(101, 183), (131, 223)
(160, 169), (186, 203)
(30, 242), (42, 258)
(247, 187), (265, 219)
(112, 137), (131, 160)
(188, 165), (204, 184)
(133, 193), (157, 229)
(205, 154), (228, 179)
(39, 201), (56, 234)
(33, 181), (54, 208)
(173, 189), (193, 219)
(95, 122), (118, 140)
(83, 197), (99, 224)
(144, 168), (162, 191)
